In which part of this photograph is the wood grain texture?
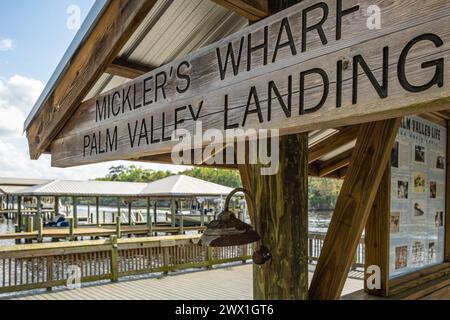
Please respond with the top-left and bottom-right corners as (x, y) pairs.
(239, 133), (309, 300)
(364, 165), (391, 297)
(212, 0), (269, 21)
(309, 118), (401, 300)
(106, 58), (155, 79)
(26, 0), (158, 159)
(50, 0), (450, 167)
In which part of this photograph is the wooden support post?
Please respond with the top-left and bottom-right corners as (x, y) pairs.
(309, 119), (401, 300)
(17, 196), (22, 231)
(116, 216), (121, 239)
(153, 201), (158, 226)
(117, 197), (121, 223)
(239, 133), (309, 300)
(54, 196), (59, 219)
(147, 198), (152, 236)
(207, 247), (213, 269)
(95, 197), (100, 227)
(27, 216), (34, 233)
(179, 214), (184, 235)
(171, 198), (176, 227)
(365, 165), (391, 297)
(36, 196), (43, 243)
(110, 235), (119, 283)
(72, 197), (78, 228)
(128, 201), (132, 225)
(103, 211), (106, 224)
(5, 195), (9, 218)
(37, 216), (43, 243)
(68, 217), (74, 241)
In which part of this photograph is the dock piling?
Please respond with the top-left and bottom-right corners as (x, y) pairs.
(110, 235), (119, 282)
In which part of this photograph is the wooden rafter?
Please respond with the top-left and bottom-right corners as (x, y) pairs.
(309, 118), (401, 300)
(106, 58), (154, 79)
(317, 149), (353, 177)
(211, 0), (269, 22)
(26, 0), (158, 159)
(308, 126), (359, 164)
(364, 166), (391, 296)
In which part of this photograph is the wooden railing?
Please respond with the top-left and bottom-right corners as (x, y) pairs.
(308, 231), (365, 269)
(0, 235), (252, 294)
(0, 231), (365, 295)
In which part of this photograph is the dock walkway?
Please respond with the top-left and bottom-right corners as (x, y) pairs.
(4, 264), (363, 300)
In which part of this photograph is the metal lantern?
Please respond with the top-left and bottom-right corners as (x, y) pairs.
(199, 188), (260, 247)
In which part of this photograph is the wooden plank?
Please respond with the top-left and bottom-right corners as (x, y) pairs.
(50, 0), (450, 167)
(26, 0), (158, 159)
(309, 118), (401, 300)
(211, 0), (269, 22)
(106, 58), (155, 79)
(364, 165), (391, 297)
(317, 148), (353, 177)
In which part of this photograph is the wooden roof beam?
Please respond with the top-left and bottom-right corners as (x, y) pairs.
(26, 0), (158, 160)
(308, 126), (360, 164)
(309, 119), (401, 300)
(211, 0), (269, 22)
(317, 149), (354, 177)
(106, 58), (155, 79)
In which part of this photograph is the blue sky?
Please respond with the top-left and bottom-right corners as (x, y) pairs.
(0, 1), (185, 180)
(0, 0), (95, 82)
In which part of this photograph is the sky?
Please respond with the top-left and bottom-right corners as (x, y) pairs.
(0, 0), (186, 180)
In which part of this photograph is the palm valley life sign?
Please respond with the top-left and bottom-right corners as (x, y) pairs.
(51, 0), (450, 167)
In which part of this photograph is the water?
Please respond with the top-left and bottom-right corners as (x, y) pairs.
(0, 219), (15, 246)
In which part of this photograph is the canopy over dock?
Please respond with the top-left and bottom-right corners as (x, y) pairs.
(0, 178), (53, 195)
(12, 175), (232, 198)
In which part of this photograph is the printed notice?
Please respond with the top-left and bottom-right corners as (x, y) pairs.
(390, 116), (446, 278)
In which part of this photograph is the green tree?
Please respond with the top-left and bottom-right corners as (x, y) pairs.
(308, 177), (342, 210)
(179, 167), (241, 188)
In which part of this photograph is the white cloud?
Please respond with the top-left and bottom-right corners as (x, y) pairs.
(0, 38), (14, 51)
(0, 74), (187, 180)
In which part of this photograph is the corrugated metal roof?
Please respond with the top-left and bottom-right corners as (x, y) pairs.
(0, 185), (34, 195)
(12, 175), (232, 197)
(14, 180), (148, 197)
(84, 0), (248, 100)
(141, 175), (233, 196)
(0, 178), (53, 186)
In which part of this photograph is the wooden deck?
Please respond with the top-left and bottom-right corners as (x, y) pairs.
(0, 225), (206, 241)
(4, 264), (363, 300)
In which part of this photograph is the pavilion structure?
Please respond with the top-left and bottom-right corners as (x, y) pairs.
(22, 0), (450, 300)
(5, 175), (232, 233)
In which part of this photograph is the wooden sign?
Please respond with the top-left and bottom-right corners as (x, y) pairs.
(51, 0), (450, 167)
